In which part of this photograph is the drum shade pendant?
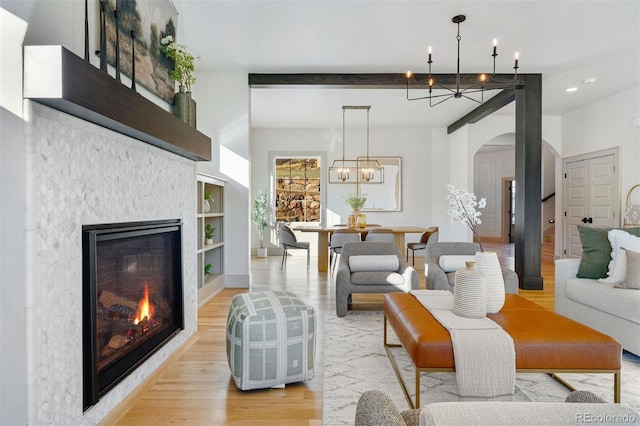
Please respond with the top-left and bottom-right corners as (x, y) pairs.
(406, 15), (521, 107)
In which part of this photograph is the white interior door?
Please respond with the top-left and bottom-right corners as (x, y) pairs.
(565, 160), (588, 257)
(589, 155), (618, 227)
(563, 150), (618, 258)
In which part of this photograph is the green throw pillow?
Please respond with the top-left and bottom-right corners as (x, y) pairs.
(577, 225), (640, 279)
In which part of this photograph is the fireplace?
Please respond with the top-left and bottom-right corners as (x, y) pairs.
(82, 220), (184, 410)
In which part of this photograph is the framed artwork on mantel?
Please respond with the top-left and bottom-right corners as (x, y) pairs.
(358, 157), (402, 212)
(104, 0), (178, 103)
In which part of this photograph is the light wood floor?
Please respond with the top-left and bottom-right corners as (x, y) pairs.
(102, 244), (555, 425)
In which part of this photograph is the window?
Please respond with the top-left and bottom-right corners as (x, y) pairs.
(275, 157), (321, 223)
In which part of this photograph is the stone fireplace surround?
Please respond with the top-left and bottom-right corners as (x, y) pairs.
(24, 102), (197, 424)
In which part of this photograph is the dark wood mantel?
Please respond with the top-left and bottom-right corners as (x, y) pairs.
(23, 46), (211, 161)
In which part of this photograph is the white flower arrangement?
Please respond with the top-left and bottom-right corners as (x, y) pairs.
(446, 184), (487, 252)
(160, 35), (198, 91)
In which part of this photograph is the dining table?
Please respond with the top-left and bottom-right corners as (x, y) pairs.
(292, 225), (427, 271)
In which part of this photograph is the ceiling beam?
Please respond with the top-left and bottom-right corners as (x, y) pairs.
(249, 73), (524, 90)
(447, 89), (516, 134)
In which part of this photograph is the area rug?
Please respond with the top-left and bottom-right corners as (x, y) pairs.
(322, 310), (640, 425)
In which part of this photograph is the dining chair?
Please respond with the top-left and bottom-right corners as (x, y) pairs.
(364, 228), (395, 243)
(406, 226), (439, 265)
(280, 225), (310, 270)
(329, 229), (360, 274)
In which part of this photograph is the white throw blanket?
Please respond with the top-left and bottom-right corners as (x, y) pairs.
(409, 290), (515, 397)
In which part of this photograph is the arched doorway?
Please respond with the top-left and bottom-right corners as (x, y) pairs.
(473, 135), (559, 261)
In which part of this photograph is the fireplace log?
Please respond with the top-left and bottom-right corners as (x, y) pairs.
(108, 334), (128, 349)
(99, 290), (138, 311)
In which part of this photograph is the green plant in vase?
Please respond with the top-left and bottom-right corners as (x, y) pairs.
(203, 189), (214, 213)
(345, 193), (367, 228)
(160, 35), (199, 126)
(160, 35), (198, 91)
(252, 190), (269, 257)
(204, 224), (216, 245)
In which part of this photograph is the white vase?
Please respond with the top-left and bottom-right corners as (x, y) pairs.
(474, 251), (505, 313)
(203, 199), (211, 213)
(205, 238), (214, 245)
(257, 247), (267, 258)
(453, 261), (487, 318)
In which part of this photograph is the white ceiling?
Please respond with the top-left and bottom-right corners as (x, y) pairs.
(180, 1), (640, 129)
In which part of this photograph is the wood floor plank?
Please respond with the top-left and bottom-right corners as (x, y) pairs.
(102, 245), (555, 425)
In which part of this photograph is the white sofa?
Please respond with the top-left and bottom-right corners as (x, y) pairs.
(555, 258), (640, 356)
(355, 389), (640, 426)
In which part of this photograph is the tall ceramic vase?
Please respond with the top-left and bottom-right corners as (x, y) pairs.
(173, 86), (190, 124)
(187, 90), (197, 129)
(474, 251), (505, 313)
(453, 261), (487, 318)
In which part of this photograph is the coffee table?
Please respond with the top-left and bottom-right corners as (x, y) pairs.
(383, 293), (622, 408)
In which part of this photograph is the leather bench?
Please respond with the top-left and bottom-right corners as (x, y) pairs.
(383, 293), (622, 408)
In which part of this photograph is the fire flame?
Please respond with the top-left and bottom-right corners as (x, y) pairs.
(134, 282), (155, 325)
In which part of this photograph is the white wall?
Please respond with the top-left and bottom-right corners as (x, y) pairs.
(562, 86), (640, 209)
(474, 147), (515, 239)
(0, 7), (29, 425)
(541, 144), (556, 234)
(195, 72), (251, 288)
(429, 128), (451, 240)
(250, 127), (433, 249)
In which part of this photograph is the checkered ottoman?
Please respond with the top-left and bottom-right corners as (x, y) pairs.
(226, 291), (316, 390)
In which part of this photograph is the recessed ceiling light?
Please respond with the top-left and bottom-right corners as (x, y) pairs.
(583, 78), (597, 85)
(566, 87), (578, 93)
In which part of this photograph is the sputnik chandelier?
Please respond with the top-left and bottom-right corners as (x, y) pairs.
(406, 15), (520, 107)
(329, 106), (383, 184)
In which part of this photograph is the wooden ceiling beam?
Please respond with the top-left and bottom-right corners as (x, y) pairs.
(249, 73), (524, 90)
(447, 89), (516, 134)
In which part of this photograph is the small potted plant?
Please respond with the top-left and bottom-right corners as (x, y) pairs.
(204, 263), (212, 276)
(252, 190), (269, 257)
(345, 193), (367, 228)
(203, 189), (214, 213)
(204, 224), (215, 245)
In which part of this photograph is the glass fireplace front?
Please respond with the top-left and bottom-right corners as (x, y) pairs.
(82, 220), (184, 410)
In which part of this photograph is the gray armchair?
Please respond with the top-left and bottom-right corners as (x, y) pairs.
(335, 242), (419, 317)
(425, 242), (519, 294)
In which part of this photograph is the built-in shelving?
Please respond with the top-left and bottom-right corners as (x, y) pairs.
(197, 173), (225, 306)
(23, 45), (211, 161)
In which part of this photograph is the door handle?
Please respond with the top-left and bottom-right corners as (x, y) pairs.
(581, 217), (593, 224)
(587, 217), (593, 224)
(581, 217), (588, 223)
